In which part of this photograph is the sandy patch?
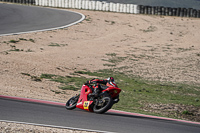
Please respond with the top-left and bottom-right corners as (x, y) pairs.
(1, 9), (200, 103)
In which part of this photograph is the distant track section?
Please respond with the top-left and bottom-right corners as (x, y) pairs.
(0, 3), (85, 36)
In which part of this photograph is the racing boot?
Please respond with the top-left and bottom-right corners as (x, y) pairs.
(88, 92), (98, 98)
(88, 86), (100, 98)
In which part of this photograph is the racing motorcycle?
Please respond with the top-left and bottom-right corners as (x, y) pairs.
(65, 83), (121, 113)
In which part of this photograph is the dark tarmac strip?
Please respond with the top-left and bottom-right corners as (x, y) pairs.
(0, 98), (200, 133)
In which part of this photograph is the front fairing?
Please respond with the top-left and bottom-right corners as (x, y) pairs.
(76, 84), (94, 111)
(102, 87), (121, 98)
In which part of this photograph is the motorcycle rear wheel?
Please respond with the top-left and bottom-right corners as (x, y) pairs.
(66, 95), (79, 110)
(93, 97), (113, 114)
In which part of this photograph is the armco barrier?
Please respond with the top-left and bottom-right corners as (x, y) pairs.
(0, 0), (199, 18)
(138, 5), (200, 18)
(0, 0), (35, 4)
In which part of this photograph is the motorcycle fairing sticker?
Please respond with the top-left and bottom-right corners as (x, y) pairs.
(83, 101), (90, 109)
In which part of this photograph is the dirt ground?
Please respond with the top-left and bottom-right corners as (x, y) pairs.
(0, 8), (200, 128)
(0, 121), (97, 133)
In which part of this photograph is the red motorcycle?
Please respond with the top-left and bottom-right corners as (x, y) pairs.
(66, 83), (121, 113)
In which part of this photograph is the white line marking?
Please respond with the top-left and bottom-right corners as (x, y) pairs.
(0, 120), (115, 133)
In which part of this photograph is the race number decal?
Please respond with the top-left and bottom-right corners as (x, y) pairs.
(83, 101), (90, 109)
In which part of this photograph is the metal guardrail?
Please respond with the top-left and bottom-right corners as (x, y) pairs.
(138, 5), (200, 18)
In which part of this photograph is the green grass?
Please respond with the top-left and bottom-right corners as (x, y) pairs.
(105, 20), (116, 25)
(40, 74), (89, 90)
(9, 40), (19, 43)
(40, 69), (200, 118)
(8, 38), (35, 43)
(102, 53), (128, 65)
(48, 43), (68, 47)
(39, 53), (200, 120)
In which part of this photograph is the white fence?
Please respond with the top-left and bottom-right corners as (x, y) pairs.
(34, 0), (139, 14)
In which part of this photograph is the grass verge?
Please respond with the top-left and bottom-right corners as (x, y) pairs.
(40, 69), (200, 122)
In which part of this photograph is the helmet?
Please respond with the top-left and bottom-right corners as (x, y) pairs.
(107, 77), (117, 87)
(107, 77), (115, 82)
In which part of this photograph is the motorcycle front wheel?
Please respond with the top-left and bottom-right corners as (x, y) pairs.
(65, 95), (79, 110)
(93, 97), (113, 114)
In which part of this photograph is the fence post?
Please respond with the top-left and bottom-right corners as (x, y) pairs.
(122, 4), (126, 13)
(40, 0), (43, 6)
(125, 4), (129, 13)
(157, 6), (161, 15)
(112, 2), (116, 12)
(198, 10), (200, 18)
(109, 2), (113, 12)
(183, 8), (187, 17)
(105, 2), (109, 11)
(51, 0), (55, 7)
(59, 0), (63, 8)
(76, 0), (79, 8)
(186, 8), (190, 17)
(139, 5), (143, 14)
(43, 0), (48, 6)
(148, 6), (152, 14)
(191, 8), (194, 17)
(86, 0), (90, 9)
(92, 1), (96, 10)
(176, 8), (180, 16)
(68, 0), (71, 8)
(53, 0), (56, 7)
(75, 0), (79, 8)
(102, 2), (106, 11)
(116, 3), (120, 12)
(119, 4), (123, 13)
(71, 0), (74, 8)
(171, 8), (176, 16)
(130, 4), (133, 14)
(81, 0), (84, 9)
(99, 1), (103, 11)
(62, 0), (65, 8)
(164, 7), (168, 16)
(180, 8), (184, 17)
(143, 6), (147, 14)
(57, 0), (60, 7)
(161, 7), (165, 15)
(55, 0), (58, 7)
(50, 0), (53, 7)
(43, 0), (46, 6)
(48, 0), (51, 7)
(58, 0), (61, 7)
(193, 9), (197, 17)
(35, 0), (39, 5)
(74, 0), (77, 9)
(88, 0), (92, 10)
(151, 6), (154, 14)
(52, 0), (54, 7)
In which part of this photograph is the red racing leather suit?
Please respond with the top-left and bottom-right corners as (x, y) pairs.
(87, 77), (117, 95)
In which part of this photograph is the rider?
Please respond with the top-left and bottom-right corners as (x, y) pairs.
(86, 77), (117, 97)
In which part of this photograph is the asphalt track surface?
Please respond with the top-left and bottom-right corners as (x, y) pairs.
(0, 98), (200, 133)
(0, 3), (84, 36)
